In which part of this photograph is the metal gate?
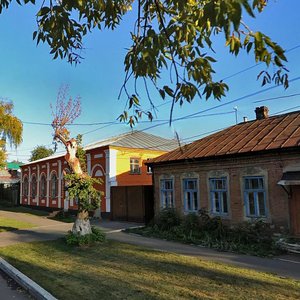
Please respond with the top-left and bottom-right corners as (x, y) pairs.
(111, 185), (154, 223)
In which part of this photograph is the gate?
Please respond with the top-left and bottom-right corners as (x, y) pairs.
(111, 185), (154, 223)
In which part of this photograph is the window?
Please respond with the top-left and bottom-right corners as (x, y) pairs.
(160, 179), (174, 208)
(244, 176), (266, 217)
(209, 178), (228, 215)
(183, 179), (198, 212)
(31, 176), (37, 198)
(40, 175), (47, 198)
(130, 158), (141, 174)
(50, 173), (58, 199)
(23, 177), (28, 197)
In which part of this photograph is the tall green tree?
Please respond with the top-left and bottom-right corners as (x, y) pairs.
(29, 145), (54, 162)
(0, 1), (288, 124)
(0, 101), (23, 168)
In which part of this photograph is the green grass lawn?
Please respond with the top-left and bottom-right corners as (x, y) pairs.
(0, 239), (299, 300)
(0, 217), (36, 232)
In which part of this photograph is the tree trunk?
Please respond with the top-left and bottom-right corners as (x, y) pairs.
(72, 210), (92, 236)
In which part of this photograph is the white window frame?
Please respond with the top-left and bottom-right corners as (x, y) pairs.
(209, 177), (228, 215)
(31, 175), (37, 199)
(160, 179), (174, 208)
(244, 176), (267, 218)
(40, 175), (47, 198)
(130, 158), (141, 174)
(50, 173), (58, 199)
(183, 178), (199, 213)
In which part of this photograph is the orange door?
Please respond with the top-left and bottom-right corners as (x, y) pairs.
(290, 186), (300, 236)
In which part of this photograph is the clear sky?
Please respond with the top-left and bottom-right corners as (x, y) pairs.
(1, 0), (300, 162)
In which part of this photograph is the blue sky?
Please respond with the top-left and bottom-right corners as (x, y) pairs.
(1, 0), (300, 162)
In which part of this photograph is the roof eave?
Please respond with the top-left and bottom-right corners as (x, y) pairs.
(148, 147), (300, 167)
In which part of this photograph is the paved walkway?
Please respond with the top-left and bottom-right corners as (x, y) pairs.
(0, 211), (299, 281)
(0, 210), (72, 247)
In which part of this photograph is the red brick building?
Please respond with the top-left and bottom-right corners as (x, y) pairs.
(20, 131), (178, 217)
(149, 107), (300, 236)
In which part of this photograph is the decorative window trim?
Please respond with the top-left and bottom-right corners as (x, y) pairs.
(243, 176), (267, 218)
(209, 177), (229, 216)
(40, 174), (47, 199)
(23, 176), (29, 198)
(31, 175), (37, 199)
(182, 178), (199, 213)
(160, 178), (175, 208)
(50, 172), (58, 199)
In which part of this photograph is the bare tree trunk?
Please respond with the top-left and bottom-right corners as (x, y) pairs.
(72, 210), (92, 236)
(54, 132), (92, 236)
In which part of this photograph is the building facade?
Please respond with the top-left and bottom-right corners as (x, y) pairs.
(149, 107), (300, 236)
(20, 131), (178, 217)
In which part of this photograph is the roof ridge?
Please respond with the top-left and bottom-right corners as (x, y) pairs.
(150, 109), (300, 164)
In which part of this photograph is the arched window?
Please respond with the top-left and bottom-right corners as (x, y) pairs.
(50, 173), (58, 199)
(23, 177), (29, 197)
(31, 176), (37, 198)
(40, 175), (47, 198)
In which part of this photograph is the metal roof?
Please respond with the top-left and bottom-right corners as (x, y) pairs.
(84, 131), (179, 151)
(150, 110), (300, 164)
(22, 131), (179, 166)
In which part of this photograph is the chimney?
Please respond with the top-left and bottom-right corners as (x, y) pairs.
(243, 117), (248, 123)
(255, 106), (269, 120)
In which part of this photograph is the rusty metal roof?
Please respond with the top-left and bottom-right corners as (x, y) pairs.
(151, 110), (300, 164)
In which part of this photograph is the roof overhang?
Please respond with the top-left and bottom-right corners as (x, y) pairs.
(278, 171), (300, 186)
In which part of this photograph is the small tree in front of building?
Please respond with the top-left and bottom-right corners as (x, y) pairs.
(29, 145), (54, 161)
(51, 86), (101, 237)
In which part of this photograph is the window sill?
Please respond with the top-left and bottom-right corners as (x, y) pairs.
(245, 215), (267, 219)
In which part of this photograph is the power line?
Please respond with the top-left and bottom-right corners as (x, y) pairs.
(253, 93), (300, 103)
(21, 44), (300, 129)
(138, 76), (300, 133)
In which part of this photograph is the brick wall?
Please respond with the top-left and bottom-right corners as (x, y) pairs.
(153, 151), (300, 231)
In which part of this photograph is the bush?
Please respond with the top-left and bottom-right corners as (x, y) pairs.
(155, 208), (181, 231)
(65, 226), (106, 246)
(131, 209), (280, 256)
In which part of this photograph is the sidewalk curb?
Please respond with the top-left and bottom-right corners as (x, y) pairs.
(0, 257), (57, 300)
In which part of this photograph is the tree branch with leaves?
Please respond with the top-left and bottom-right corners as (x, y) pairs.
(0, 0), (289, 126)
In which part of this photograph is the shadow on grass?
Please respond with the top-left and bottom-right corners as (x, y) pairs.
(0, 206), (49, 217)
(0, 226), (18, 232)
(1, 239), (299, 300)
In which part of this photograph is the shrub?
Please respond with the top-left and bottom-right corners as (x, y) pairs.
(182, 213), (200, 232)
(139, 208), (280, 256)
(155, 208), (181, 231)
(65, 226), (105, 246)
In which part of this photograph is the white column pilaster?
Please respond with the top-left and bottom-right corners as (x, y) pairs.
(37, 165), (40, 206)
(58, 160), (62, 208)
(46, 163), (50, 207)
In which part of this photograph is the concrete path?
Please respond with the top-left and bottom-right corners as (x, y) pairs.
(0, 210), (72, 247)
(93, 220), (300, 280)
